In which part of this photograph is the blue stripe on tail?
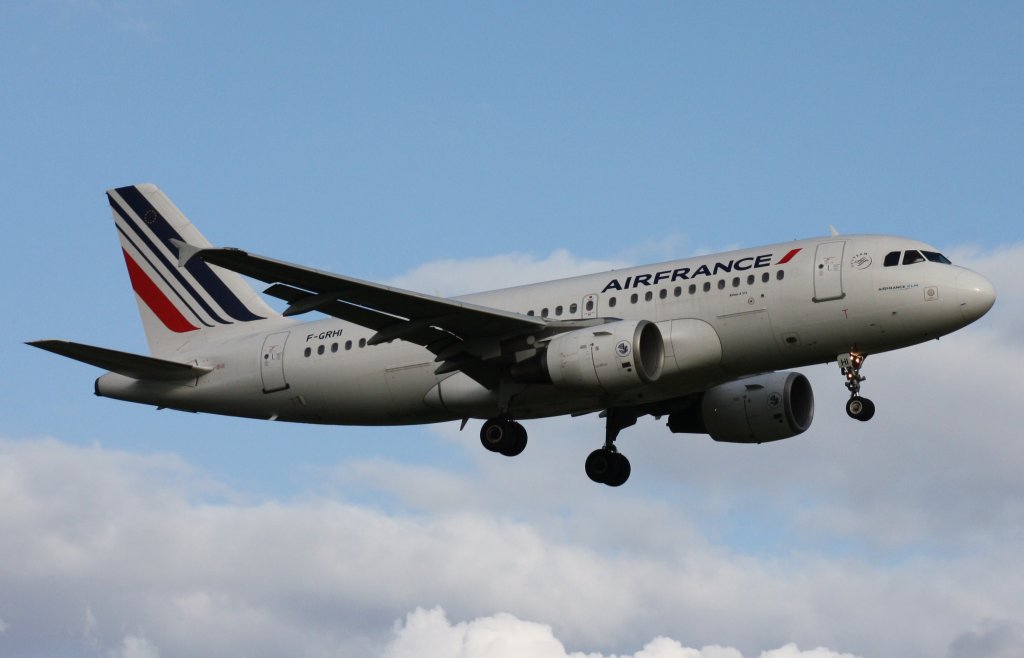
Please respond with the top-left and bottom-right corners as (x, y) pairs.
(109, 195), (231, 325)
(112, 186), (265, 322)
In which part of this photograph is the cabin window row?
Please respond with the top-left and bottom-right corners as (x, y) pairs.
(303, 337), (367, 358)
(526, 301), (583, 318)
(526, 269), (785, 315)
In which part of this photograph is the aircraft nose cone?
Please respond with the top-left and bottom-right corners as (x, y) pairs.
(956, 269), (996, 324)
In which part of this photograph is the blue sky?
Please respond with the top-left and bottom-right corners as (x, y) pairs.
(2, 3), (1023, 658)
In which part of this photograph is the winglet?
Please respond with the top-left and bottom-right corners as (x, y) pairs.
(829, 225), (840, 237)
(169, 238), (204, 267)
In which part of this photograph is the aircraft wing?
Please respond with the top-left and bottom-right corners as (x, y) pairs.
(27, 340), (211, 381)
(173, 242), (551, 387)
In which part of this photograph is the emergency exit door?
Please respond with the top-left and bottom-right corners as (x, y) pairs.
(261, 331), (290, 393)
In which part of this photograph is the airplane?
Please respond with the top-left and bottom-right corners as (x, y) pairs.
(29, 184), (996, 487)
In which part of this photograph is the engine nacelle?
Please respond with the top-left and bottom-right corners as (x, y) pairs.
(539, 320), (665, 394)
(668, 371), (814, 443)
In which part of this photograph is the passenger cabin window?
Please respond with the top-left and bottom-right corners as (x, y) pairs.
(761, 272), (770, 283)
(570, 303), (578, 314)
(659, 289), (667, 300)
(630, 293), (639, 304)
(903, 250), (926, 265)
(645, 291), (653, 302)
(608, 297), (617, 308)
(884, 251), (901, 267)
(555, 305), (563, 316)
(585, 300), (594, 311)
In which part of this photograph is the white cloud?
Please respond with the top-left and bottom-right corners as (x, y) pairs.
(947, 620), (1024, 658)
(386, 249), (631, 296)
(381, 608), (851, 658)
(113, 634), (161, 658)
(758, 646), (860, 658)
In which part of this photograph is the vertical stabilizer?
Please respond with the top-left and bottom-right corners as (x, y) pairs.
(107, 183), (280, 356)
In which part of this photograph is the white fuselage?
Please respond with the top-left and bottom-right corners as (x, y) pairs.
(95, 234), (993, 425)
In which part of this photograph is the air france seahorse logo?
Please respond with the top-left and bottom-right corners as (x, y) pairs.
(615, 341), (631, 357)
(850, 252), (872, 270)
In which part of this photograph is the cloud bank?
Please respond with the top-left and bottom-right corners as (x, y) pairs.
(382, 607), (862, 658)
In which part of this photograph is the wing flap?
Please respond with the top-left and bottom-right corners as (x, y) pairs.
(27, 340), (211, 382)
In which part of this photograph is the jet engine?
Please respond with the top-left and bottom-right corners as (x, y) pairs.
(667, 371), (814, 443)
(511, 320), (665, 394)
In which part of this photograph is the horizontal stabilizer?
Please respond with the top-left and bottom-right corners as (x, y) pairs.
(27, 340), (211, 381)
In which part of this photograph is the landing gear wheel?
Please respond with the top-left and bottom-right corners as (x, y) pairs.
(605, 452), (631, 487)
(480, 418), (528, 456)
(584, 448), (631, 487)
(845, 396), (875, 422)
(480, 419), (506, 452)
(501, 422), (528, 457)
(585, 449), (612, 484)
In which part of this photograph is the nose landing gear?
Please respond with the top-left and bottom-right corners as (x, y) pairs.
(839, 352), (875, 421)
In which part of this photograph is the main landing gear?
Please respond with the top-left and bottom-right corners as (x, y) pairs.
(838, 352), (875, 422)
(480, 417), (528, 456)
(585, 408), (637, 488)
(480, 409), (636, 486)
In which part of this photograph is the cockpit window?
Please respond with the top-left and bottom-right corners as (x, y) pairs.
(922, 250), (952, 264)
(884, 251), (901, 267)
(902, 250), (926, 265)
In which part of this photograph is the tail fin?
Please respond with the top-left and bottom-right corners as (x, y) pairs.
(107, 183), (280, 356)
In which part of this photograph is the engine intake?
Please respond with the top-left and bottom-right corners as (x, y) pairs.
(668, 371), (814, 443)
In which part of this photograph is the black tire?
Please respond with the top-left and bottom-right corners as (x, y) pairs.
(858, 397), (876, 421)
(585, 449), (612, 484)
(605, 452), (631, 487)
(846, 396), (875, 422)
(480, 419), (507, 452)
(500, 422), (528, 457)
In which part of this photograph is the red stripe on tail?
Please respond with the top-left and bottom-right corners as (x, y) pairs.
(122, 250), (199, 333)
(776, 248), (802, 265)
